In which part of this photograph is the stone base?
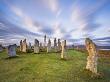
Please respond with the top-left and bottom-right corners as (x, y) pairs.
(34, 47), (39, 54)
(84, 69), (103, 79)
(86, 55), (98, 74)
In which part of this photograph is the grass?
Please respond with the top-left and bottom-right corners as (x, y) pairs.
(0, 49), (110, 82)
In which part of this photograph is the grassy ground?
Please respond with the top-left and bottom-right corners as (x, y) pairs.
(0, 50), (110, 82)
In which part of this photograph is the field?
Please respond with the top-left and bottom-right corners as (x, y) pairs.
(0, 49), (110, 82)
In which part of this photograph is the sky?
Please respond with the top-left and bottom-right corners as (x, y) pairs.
(0, 0), (110, 46)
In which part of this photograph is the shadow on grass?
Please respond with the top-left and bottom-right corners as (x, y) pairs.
(5, 55), (19, 60)
(19, 66), (32, 72)
(83, 69), (104, 79)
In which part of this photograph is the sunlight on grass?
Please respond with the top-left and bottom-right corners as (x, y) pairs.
(0, 50), (110, 82)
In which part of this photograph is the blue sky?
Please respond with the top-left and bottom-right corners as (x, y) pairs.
(0, 0), (110, 46)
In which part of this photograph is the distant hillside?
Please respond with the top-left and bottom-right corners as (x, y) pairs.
(73, 45), (110, 50)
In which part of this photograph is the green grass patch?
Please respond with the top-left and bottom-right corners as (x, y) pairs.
(0, 50), (110, 82)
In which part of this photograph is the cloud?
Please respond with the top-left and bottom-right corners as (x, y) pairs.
(11, 6), (23, 17)
(42, 0), (62, 18)
(0, 19), (41, 38)
(0, 19), (44, 45)
(11, 6), (40, 30)
(92, 36), (110, 46)
(40, 26), (54, 35)
(11, 6), (58, 36)
(0, 0), (110, 46)
(71, 0), (108, 35)
(94, 36), (110, 41)
(43, 0), (59, 14)
(2, 0), (65, 41)
(51, 21), (66, 39)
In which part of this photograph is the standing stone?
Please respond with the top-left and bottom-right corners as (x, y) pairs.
(77, 46), (79, 50)
(22, 39), (27, 52)
(58, 39), (61, 52)
(72, 44), (74, 49)
(64, 40), (66, 49)
(39, 42), (43, 51)
(7, 44), (16, 57)
(0, 45), (3, 52)
(47, 39), (51, 53)
(61, 40), (66, 59)
(20, 40), (23, 51)
(85, 38), (98, 74)
(26, 42), (32, 53)
(54, 38), (57, 52)
(34, 39), (39, 53)
(40, 43), (42, 48)
(28, 42), (32, 50)
(44, 35), (47, 48)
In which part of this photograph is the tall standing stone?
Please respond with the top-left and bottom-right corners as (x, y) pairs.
(85, 38), (98, 74)
(44, 35), (47, 48)
(7, 44), (16, 57)
(39, 42), (43, 51)
(58, 39), (61, 52)
(20, 40), (23, 51)
(40, 43), (42, 48)
(0, 45), (3, 52)
(0, 44), (3, 52)
(61, 40), (66, 59)
(72, 44), (74, 49)
(64, 40), (66, 49)
(47, 39), (51, 53)
(28, 42), (31, 50)
(22, 39), (27, 52)
(34, 39), (39, 53)
(54, 38), (57, 52)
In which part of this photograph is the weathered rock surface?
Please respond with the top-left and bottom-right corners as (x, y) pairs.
(85, 38), (98, 74)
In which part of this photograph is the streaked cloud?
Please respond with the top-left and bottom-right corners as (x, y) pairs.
(0, 0), (110, 46)
(71, 0), (108, 34)
(43, 0), (59, 14)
